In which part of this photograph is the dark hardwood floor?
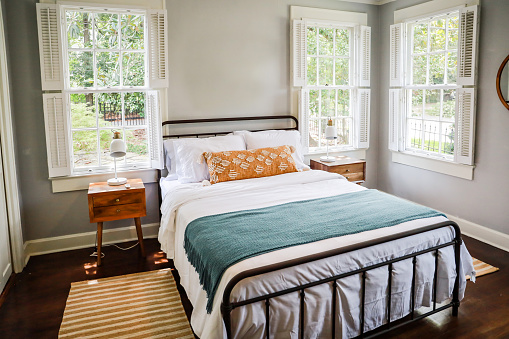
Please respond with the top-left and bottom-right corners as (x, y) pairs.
(0, 236), (507, 339)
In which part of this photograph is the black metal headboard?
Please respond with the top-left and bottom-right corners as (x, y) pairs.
(162, 115), (298, 139)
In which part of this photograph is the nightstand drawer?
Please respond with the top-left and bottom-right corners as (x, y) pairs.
(93, 203), (144, 219)
(93, 192), (143, 207)
(342, 172), (364, 182)
(329, 163), (364, 175)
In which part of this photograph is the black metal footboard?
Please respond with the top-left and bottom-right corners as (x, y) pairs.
(221, 221), (462, 338)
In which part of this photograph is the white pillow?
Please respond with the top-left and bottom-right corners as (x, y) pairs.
(173, 135), (246, 183)
(163, 139), (178, 180)
(234, 130), (309, 170)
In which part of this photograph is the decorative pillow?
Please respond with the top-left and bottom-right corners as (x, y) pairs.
(203, 145), (298, 184)
(233, 130), (309, 170)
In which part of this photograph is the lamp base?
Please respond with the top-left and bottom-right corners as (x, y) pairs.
(107, 177), (127, 186)
(320, 155), (336, 162)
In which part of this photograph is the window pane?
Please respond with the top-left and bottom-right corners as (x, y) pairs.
(97, 52), (120, 87)
(123, 52), (145, 86)
(407, 119), (422, 149)
(309, 90), (319, 117)
(320, 89), (335, 117)
(318, 58), (333, 86)
(307, 57), (317, 86)
(412, 55), (427, 85)
(318, 28), (333, 56)
(429, 53), (445, 85)
(125, 128), (149, 163)
(307, 27), (317, 55)
(73, 130), (98, 168)
(425, 89), (440, 120)
(99, 129), (123, 167)
(413, 23), (427, 54)
(70, 93), (96, 128)
(98, 92), (121, 127)
(448, 29), (458, 50)
(431, 18), (445, 28)
(430, 27), (446, 51)
(121, 14), (144, 50)
(124, 92), (146, 126)
(442, 89), (456, 121)
(336, 118), (351, 146)
(69, 51), (94, 88)
(308, 119), (319, 147)
(423, 120), (440, 153)
(335, 58), (349, 85)
(66, 11), (92, 49)
(337, 89), (349, 116)
(448, 15), (459, 29)
(335, 29), (349, 57)
(441, 122), (455, 155)
(94, 13), (119, 49)
(447, 52), (457, 84)
(411, 89), (423, 118)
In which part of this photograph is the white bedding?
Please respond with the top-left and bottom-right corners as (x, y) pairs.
(158, 170), (475, 339)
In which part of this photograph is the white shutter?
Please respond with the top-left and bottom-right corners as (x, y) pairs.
(42, 93), (70, 177)
(455, 88), (476, 165)
(359, 25), (371, 87)
(292, 19), (307, 87)
(457, 5), (479, 86)
(147, 10), (169, 88)
(388, 89), (402, 151)
(147, 90), (164, 169)
(36, 3), (63, 91)
(355, 89), (370, 149)
(298, 89), (310, 152)
(390, 23), (404, 87)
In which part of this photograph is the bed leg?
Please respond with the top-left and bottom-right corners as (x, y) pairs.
(452, 222), (462, 318)
(221, 302), (233, 339)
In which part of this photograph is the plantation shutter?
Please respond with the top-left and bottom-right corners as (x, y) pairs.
(147, 10), (168, 88)
(359, 25), (371, 87)
(292, 19), (307, 87)
(298, 89), (310, 152)
(42, 93), (70, 177)
(457, 6), (479, 86)
(354, 89), (370, 149)
(455, 88), (475, 165)
(36, 3), (63, 91)
(388, 89), (402, 151)
(389, 23), (404, 87)
(147, 91), (164, 169)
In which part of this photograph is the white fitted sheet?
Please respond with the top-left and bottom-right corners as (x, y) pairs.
(158, 171), (475, 339)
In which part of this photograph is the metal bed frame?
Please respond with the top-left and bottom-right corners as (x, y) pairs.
(160, 115), (462, 339)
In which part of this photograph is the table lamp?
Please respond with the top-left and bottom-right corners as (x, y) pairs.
(107, 131), (127, 186)
(320, 118), (337, 162)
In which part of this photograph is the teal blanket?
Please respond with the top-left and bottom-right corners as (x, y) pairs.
(183, 189), (445, 313)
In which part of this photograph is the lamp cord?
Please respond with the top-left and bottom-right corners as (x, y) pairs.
(90, 232), (139, 258)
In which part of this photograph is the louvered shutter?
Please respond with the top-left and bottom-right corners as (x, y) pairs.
(354, 89), (370, 149)
(298, 89), (310, 152)
(388, 89), (402, 151)
(293, 20), (307, 87)
(390, 23), (404, 87)
(42, 93), (70, 177)
(36, 3), (63, 91)
(455, 88), (475, 165)
(147, 91), (164, 169)
(147, 10), (168, 88)
(359, 25), (371, 87)
(457, 6), (479, 86)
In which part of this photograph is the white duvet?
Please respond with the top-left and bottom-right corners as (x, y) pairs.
(158, 171), (475, 339)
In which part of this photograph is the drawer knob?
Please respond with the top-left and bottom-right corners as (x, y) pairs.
(116, 198), (120, 202)
(116, 209), (121, 213)
(345, 169), (350, 172)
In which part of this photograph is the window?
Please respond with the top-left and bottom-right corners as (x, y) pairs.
(389, 5), (478, 166)
(36, 3), (167, 178)
(292, 15), (371, 153)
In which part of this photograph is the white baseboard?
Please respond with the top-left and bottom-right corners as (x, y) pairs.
(24, 223), (160, 265)
(445, 215), (509, 253)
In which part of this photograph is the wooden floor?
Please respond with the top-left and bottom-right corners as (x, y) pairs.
(0, 236), (507, 339)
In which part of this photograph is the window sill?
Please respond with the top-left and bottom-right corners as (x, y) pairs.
(50, 168), (159, 193)
(391, 151), (474, 180)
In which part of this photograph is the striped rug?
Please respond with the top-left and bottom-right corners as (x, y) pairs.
(467, 257), (499, 281)
(58, 269), (194, 339)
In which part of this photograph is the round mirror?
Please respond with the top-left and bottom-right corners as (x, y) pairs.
(496, 55), (509, 109)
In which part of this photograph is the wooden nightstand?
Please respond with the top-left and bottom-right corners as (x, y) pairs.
(87, 178), (146, 266)
(310, 157), (366, 184)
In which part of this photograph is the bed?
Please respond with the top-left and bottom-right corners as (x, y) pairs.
(158, 116), (475, 339)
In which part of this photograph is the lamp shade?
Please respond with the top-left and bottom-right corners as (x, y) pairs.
(110, 131), (126, 158)
(324, 119), (337, 140)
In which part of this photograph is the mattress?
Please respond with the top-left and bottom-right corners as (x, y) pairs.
(158, 170), (475, 339)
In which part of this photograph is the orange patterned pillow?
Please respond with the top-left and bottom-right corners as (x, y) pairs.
(202, 145), (298, 184)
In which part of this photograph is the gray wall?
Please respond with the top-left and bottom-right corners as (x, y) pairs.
(378, 0), (509, 235)
(3, 0), (380, 241)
